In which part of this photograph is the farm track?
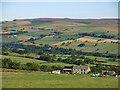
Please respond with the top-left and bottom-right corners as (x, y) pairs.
(1, 72), (48, 77)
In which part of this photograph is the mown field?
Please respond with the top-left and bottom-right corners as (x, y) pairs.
(2, 72), (118, 88)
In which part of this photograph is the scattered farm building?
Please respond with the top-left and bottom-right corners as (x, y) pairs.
(8, 35), (17, 38)
(18, 48), (25, 51)
(91, 73), (100, 77)
(62, 68), (72, 74)
(51, 70), (61, 74)
(62, 65), (91, 74)
(102, 70), (115, 76)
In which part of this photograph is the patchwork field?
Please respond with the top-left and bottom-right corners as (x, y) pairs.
(1, 18), (119, 88)
(2, 18), (118, 55)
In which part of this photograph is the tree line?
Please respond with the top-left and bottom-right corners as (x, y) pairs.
(90, 64), (120, 74)
(2, 58), (120, 74)
(78, 33), (115, 39)
(2, 31), (28, 35)
(2, 43), (119, 59)
(2, 58), (63, 72)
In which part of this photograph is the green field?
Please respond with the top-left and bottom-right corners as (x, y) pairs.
(1, 18), (119, 88)
(2, 19), (119, 55)
(57, 41), (118, 54)
(1, 20), (119, 74)
(2, 35), (19, 43)
(2, 72), (118, 88)
(24, 21), (54, 26)
(2, 51), (118, 66)
(1, 54), (74, 67)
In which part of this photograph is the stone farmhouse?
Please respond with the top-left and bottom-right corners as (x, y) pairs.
(62, 65), (91, 74)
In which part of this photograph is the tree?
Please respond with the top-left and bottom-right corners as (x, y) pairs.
(2, 52), (9, 55)
(94, 43), (97, 47)
(75, 60), (85, 65)
(57, 58), (63, 62)
(108, 58), (116, 62)
(40, 65), (48, 71)
(51, 65), (58, 70)
(90, 67), (98, 73)
(84, 58), (94, 64)
(57, 66), (63, 70)
(78, 43), (85, 47)
(12, 48), (18, 53)
(61, 43), (65, 45)
(38, 51), (43, 55)
(106, 51), (109, 54)
(18, 50), (25, 54)
(80, 55), (85, 59)
(94, 58), (97, 61)
(95, 64), (103, 73)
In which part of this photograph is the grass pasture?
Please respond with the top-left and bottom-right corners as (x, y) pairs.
(35, 37), (60, 45)
(16, 34), (33, 41)
(2, 35), (19, 43)
(24, 21), (54, 26)
(57, 41), (118, 54)
(1, 55), (46, 64)
(2, 73), (118, 88)
(1, 18), (119, 88)
(1, 54), (74, 67)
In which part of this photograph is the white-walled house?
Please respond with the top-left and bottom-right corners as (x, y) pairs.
(51, 70), (61, 74)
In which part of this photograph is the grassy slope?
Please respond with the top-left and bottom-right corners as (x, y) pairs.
(57, 41), (118, 54)
(85, 56), (118, 65)
(2, 73), (118, 88)
(1, 54), (74, 67)
(24, 21), (54, 26)
(55, 54), (118, 65)
(2, 35), (19, 43)
(2, 51), (118, 67)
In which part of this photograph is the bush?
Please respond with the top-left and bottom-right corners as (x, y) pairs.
(78, 43), (85, 47)
(40, 65), (48, 71)
(2, 52), (9, 55)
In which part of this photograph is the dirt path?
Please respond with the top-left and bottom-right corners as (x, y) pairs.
(1, 72), (48, 77)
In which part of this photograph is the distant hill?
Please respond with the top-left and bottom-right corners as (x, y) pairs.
(13, 18), (118, 26)
(13, 18), (118, 22)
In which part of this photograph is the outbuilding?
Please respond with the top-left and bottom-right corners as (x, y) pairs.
(51, 70), (61, 74)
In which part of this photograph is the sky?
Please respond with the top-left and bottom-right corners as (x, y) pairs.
(1, 2), (118, 21)
(1, 0), (120, 2)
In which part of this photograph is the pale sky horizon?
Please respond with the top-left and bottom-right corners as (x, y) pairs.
(1, 0), (120, 2)
(1, 2), (118, 21)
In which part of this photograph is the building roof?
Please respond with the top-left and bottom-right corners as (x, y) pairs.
(73, 65), (89, 70)
(52, 70), (60, 72)
(18, 48), (25, 50)
(63, 68), (72, 71)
